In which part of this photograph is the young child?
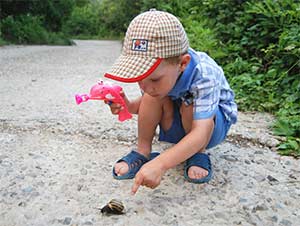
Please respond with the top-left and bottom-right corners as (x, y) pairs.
(104, 9), (237, 194)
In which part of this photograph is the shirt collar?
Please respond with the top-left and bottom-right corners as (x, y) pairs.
(168, 48), (198, 99)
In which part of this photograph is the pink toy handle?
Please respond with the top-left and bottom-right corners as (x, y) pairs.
(118, 108), (132, 121)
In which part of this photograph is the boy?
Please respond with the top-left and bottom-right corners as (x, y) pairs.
(104, 9), (237, 194)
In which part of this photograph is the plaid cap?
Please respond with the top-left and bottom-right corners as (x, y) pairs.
(104, 9), (189, 83)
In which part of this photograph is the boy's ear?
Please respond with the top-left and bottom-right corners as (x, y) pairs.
(180, 53), (191, 72)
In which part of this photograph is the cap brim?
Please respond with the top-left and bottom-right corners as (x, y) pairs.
(104, 54), (162, 83)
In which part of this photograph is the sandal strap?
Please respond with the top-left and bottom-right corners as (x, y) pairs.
(184, 153), (213, 183)
(113, 150), (159, 180)
(185, 153), (211, 171)
(116, 150), (148, 171)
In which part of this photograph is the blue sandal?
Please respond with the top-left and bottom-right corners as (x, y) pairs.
(112, 150), (160, 180)
(184, 153), (213, 183)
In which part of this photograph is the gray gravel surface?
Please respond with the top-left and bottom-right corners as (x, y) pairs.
(0, 40), (299, 226)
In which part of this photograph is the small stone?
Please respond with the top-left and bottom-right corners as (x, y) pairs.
(214, 211), (226, 218)
(10, 192), (17, 197)
(16, 175), (25, 180)
(275, 202), (284, 209)
(0, 155), (8, 160)
(284, 200), (291, 206)
(22, 186), (33, 193)
(35, 166), (42, 170)
(85, 164), (92, 169)
(239, 198), (247, 203)
(270, 215), (278, 222)
(77, 184), (83, 191)
(31, 191), (40, 197)
(80, 168), (88, 175)
(267, 175), (278, 182)
(244, 159), (251, 164)
(63, 217), (72, 225)
(279, 219), (292, 226)
(252, 204), (268, 212)
(220, 155), (238, 162)
(18, 201), (26, 207)
(27, 173), (37, 178)
(1, 160), (12, 167)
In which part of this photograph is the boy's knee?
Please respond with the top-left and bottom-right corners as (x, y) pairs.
(141, 93), (172, 107)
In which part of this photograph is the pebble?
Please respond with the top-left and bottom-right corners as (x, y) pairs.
(254, 175), (265, 182)
(18, 201), (26, 207)
(244, 159), (251, 164)
(267, 175), (279, 182)
(22, 186), (33, 193)
(239, 198), (247, 203)
(280, 219), (292, 226)
(252, 204), (268, 212)
(62, 217), (72, 225)
(270, 215), (278, 222)
(220, 154), (238, 162)
(80, 168), (88, 175)
(16, 175), (25, 180)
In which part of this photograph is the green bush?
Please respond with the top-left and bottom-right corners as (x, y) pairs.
(62, 5), (99, 36)
(1, 15), (49, 44)
(191, 0), (300, 156)
(0, 35), (7, 46)
(182, 18), (226, 59)
(98, 0), (142, 36)
(1, 14), (72, 45)
(0, 0), (76, 32)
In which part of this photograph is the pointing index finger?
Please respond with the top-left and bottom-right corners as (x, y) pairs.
(131, 175), (143, 195)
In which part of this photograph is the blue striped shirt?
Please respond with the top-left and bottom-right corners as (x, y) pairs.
(168, 48), (237, 124)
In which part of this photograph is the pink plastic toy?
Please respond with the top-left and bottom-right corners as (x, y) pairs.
(75, 81), (132, 122)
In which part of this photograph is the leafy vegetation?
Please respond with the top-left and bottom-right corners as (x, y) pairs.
(0, 0), (299, 156)
(1, 15), (71, 45)
(203, 0), (300, 157)
(0, 0), (76, 45)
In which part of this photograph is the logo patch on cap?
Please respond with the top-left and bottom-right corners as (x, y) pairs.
(132, 39), (148, 52)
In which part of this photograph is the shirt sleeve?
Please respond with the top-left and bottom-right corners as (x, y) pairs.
(192, 77), (220, 120)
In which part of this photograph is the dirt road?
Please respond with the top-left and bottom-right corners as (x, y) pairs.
(0, 41), (299, 226)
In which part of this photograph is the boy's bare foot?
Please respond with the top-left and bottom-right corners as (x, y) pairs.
(114, 162), (129, 176)
(187, 166), (208, 180)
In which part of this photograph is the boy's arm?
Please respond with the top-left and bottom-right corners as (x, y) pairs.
(127, 96), (142, 114)
(131, 117), (214, 194)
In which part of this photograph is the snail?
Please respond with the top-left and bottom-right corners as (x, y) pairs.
(100, 199), (125, 215)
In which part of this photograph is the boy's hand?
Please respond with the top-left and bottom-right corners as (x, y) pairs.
(104, 90), (129, 115)
(131, 159), (166, 195)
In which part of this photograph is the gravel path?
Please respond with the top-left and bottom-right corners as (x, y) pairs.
(0, 40), (299, 226)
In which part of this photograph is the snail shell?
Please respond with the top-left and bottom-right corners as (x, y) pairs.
(101, 199), (125, 215)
